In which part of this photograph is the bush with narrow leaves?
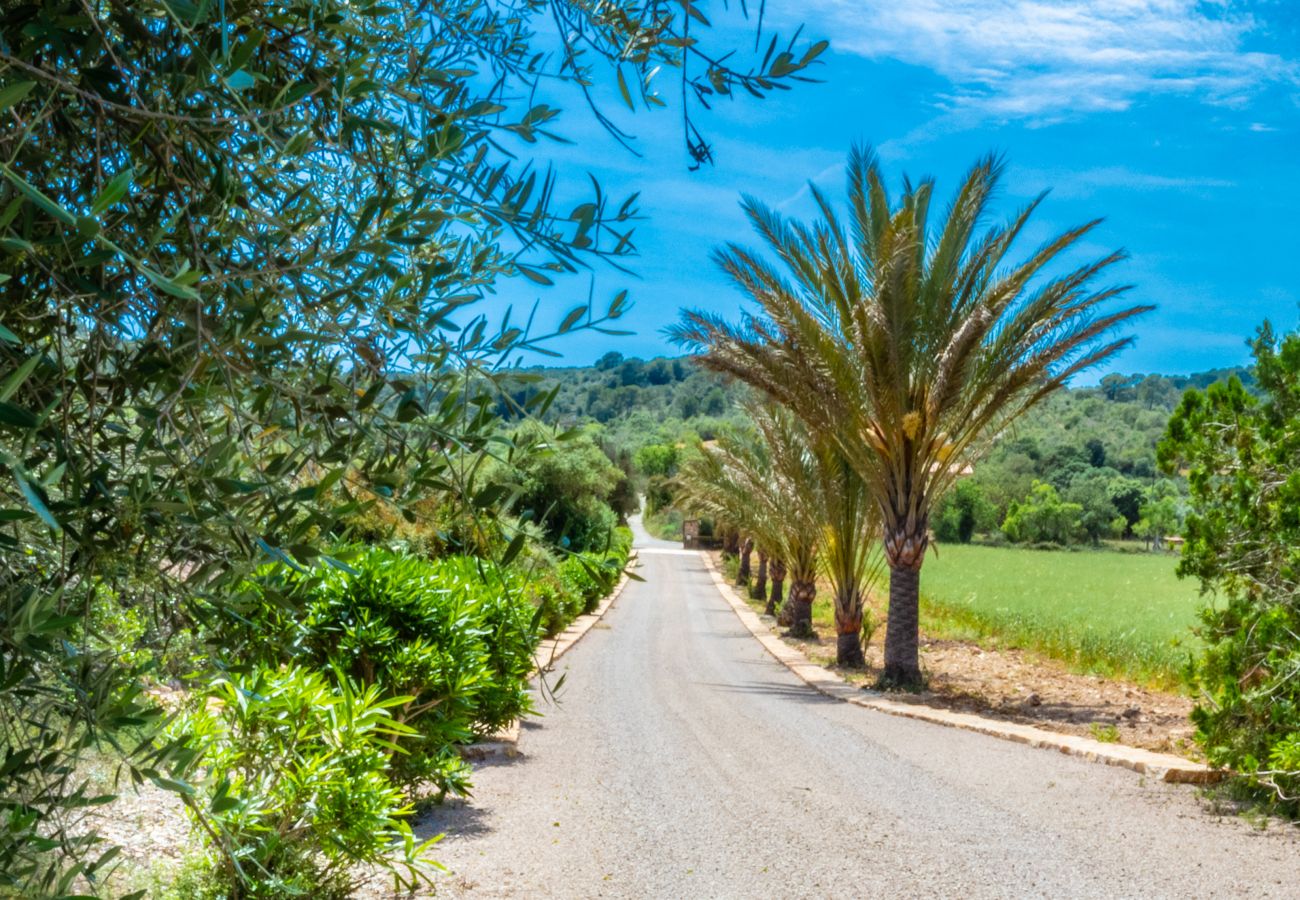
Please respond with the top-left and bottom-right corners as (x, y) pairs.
(169, 666), (440, 899)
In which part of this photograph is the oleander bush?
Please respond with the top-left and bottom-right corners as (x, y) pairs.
(565, 527), (633, 610)
(253, 549), (537, 798)
(529, 569), (588, 637)
(559, 555), (626, 615)
(169, 666), (440, 900)
(339, 492), (508, 562)
(527, 526), (633, 632)
(238, 534), (632, 800)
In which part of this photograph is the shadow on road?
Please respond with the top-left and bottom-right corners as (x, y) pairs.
(416, 800), (495, 841)
(695, 679), (838, 705)
(413, 750), (532, 842)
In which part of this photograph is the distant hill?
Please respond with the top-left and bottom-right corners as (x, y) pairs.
(496, 354), (1255, 492)
(497, 352), (748, 449)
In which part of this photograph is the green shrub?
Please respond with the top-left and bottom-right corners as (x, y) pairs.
(427, 556), (541, 731)
(1001, 481), (1085, 545)
(611, 525), (634, 560)
(339, 492), (504, 561)
(558, 527), (632, 614)
(932, 480), (997, 544)
(80, 582), (152, 671)
(1159, 326), (1300, 813)
(558, 556), (610, 614)
(235, 534), (630, 802)
(169, 666), (440, 899)
(527, 570), (586, 637)
(285, 548), (540, 797)
(487, 421), (624, 552)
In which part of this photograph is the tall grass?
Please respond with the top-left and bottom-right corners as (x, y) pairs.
(918, 544), (1206, 689)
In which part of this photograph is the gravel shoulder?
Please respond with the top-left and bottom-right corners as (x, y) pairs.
(414, 538), (1300, 899)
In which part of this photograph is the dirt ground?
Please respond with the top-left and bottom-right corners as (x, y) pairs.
(783, 627), (1198, 756)
(721, 552), (1200, 757)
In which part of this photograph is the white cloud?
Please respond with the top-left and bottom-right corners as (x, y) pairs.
(1007, 164), (1236, 198)
(800, 1), (1294, 122)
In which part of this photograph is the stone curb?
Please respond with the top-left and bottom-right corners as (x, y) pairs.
(700, 552), (1223, 785)
(460, 551), (639, 760)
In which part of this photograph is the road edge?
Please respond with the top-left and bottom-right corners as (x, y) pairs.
(700, 552), (1222, 785)
(461, 550), (639, 760)
(537, 549), (639, 668)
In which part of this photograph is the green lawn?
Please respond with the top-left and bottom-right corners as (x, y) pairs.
(917, 543), (1207, 689)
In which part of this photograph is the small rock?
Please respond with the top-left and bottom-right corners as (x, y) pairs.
(1026, 692), (1043, 707)
(1122, 706), (1141, 719)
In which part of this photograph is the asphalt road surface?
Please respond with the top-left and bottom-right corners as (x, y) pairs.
(417, 517), (1300, 899)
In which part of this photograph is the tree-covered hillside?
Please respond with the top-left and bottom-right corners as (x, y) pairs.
(507, 353), (1246, 469)
(499, 351), (750, 450)
(504, 353), (1251, 548)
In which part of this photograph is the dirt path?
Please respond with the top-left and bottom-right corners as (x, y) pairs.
(408, 533), (1300, 898)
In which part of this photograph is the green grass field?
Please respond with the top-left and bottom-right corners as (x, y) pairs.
(917, 544), (1207, 689)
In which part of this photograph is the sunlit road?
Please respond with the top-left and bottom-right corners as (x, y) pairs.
(415, 517), (1300, 898)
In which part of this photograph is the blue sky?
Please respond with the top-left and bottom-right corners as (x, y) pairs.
(492, 1), (1300, 378)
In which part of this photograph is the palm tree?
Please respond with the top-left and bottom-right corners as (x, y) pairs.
(750, 550), (768, 601)
(765, 557), (785, 617)
(736, 535), (754, 587)
(680, 405), (883, 664)
(673, 146), (1151, 686)
(814, 447), (885, 668)
(759, 559), (780, 616)
(748, 406), (886, 662)
(745, 407), (825, 639)
(676, 407), (820, 638)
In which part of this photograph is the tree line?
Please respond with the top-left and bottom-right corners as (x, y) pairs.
(518, 353), (1245, 552)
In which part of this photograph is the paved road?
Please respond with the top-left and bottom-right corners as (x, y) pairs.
(418, 517), (1300, 898)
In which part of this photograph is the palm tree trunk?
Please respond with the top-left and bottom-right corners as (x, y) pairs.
(882, 565), (922, 687)
(722, 526), (740, 557)
(736, 537), (753, 586)
(878, 512), (930, 686)
(834, 592), (866, 669)
(784, 578), (815, 638)
(765, 559), (785, 616)
(750, 552), (768, 601)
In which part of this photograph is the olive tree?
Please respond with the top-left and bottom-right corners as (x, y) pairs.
(0, 1), (823, 890)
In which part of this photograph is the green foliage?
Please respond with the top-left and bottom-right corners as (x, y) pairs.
(634, 444), (680, 478)
(500, 356), (747, 430)
(1135, 480), (1183, 550)
(341, 491), (506, 562)
(1001, 481), (1086, 546)
(531, 526), (632, 632)
(1089, 723), (1121, 743)
(252, 548), (541, 798)
(1064, 470), (1127, 544)
(603, 446), (640, 523)
(1, 0), (823, 885)
(490, 422), (623, 552)
(967, 388), (1186, 521)
(933, 480), (997, 544)
(557, 556), (615, 614)
(921, 544), (1199, 687)
(528, 571), (588, 638)
(77, 583), (153, 672)
(644, 507), (687, 541)
(169, 666), (440, 899)
(1159, 322), (1300, 812)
